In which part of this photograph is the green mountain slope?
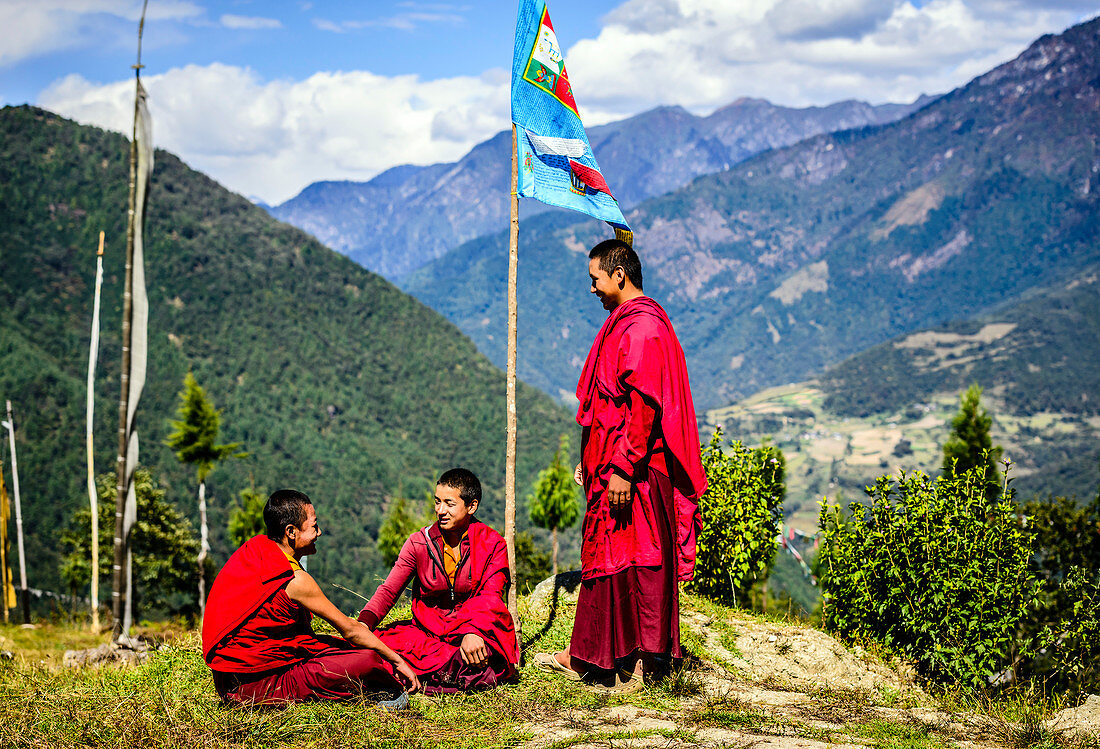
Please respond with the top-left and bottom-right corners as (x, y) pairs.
(403, 16), (1100, 417)
(708, 268), (1100, 521)
(0, 106), (575, 606)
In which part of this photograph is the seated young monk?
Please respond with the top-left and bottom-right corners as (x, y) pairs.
(202, 489), (420, 705)
(357, 468), (518, 694)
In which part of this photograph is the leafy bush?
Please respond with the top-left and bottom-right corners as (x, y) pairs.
(1021, 492), (1100, 694)
(1040, 566), (1100, 695)
(514, 531), (552, 594)
(818, 464), (1037, 688)
(689, 429), (785, 606)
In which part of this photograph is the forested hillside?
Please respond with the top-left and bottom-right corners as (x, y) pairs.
(0, 106), (575, 604)
(403, 16), (1100, 417)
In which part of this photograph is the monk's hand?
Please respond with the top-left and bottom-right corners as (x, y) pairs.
(606, 473), (633, 512)
(460, 633), (490, 667)
(573, 462), (583, 486)
(394, 658), (421, 694)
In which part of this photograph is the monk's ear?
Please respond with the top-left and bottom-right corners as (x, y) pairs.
(468, 499), (479, 515)
(613, 266), (626, 287)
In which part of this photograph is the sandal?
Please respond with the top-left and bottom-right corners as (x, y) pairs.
(582, 669), (645, 695)
(533, 651), (583, 681)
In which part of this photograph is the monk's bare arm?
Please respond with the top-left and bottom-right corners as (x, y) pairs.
(285, 570), (421, 692)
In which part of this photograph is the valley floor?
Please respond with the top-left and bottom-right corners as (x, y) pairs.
(706, 384), (1100, 535)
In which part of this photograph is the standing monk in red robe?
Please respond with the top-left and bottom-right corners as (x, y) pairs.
(535, 239), (708, 692)
(203, 489), (420, 705)
(357, 468), (519, 694)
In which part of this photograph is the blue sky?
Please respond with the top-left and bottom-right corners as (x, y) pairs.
(4, 1), (1099, 204)
(0, 2), (609, 105)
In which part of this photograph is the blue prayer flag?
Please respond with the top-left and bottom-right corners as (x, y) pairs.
(510, 0), (631, 240)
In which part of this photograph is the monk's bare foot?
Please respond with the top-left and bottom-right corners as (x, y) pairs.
(554, 651), (585, 675)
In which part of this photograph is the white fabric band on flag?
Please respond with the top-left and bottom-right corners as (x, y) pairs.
(525, 130), (587, 158)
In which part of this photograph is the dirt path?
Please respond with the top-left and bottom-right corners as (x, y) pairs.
(518, 595), (1097, 749)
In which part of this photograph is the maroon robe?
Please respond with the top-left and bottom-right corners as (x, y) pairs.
(571, 296), (707, 670)
(359, 520), (518, 693)
(203, 535), (399, 704)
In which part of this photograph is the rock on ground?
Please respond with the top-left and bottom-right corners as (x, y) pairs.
(682, 611), (919, 694)
(63, 637), (154, 668)
(1048, 693), (1100, 738)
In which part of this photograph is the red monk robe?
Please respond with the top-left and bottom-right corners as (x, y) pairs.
(358, 520), (518, 694)
(572, 295), (708, 671)
(203, 535), (401, 704)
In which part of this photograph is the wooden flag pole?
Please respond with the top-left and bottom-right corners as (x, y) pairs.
(3, 401), (28, 624)
(112, 2), (147, 640)
(87, 231), (105, 630)
(505, 124), (520, 652)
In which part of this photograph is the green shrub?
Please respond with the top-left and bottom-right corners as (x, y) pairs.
(1016, 494), (1100, 692)
(689, 429), (785, 606)
(818, 463), (1037, 688)
(1040, 566), (1100, 696)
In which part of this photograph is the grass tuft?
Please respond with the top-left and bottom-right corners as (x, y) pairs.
(851, 718), (954, 749)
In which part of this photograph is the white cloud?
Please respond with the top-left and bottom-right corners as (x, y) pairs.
(220, 14), (282, 30)
(29, 0), (1100, 208)
(311, 18), (344, 33)
(0, 0), (202, 67)
(39, 62), (509, 204)
(766, 0), (900, 41)
(568, 0), (1100, 123)
(311, 7), (466, 33)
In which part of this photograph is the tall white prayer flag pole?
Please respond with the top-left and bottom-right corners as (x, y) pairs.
(112, 0), (152, 641)
(86, 231), (105, 629)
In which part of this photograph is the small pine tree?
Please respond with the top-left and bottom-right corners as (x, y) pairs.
(528, 434), (580, 577)
(941, 384), (1003, 500)
(377, 494), (432, 566)
(166, 372), (246, 618)
(228, 486), (266, 548)
(61, 470), (204, 619)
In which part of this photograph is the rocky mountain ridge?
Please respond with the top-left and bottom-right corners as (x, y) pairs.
(269, 96), (933, 279)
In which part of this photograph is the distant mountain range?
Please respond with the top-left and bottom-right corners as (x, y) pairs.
(400, 15), (1100, 425)
(269, 96), (934, 279)
(0, 106), (573, 602)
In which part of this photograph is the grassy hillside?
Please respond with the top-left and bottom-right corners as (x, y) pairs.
(0, 106), (576, 607)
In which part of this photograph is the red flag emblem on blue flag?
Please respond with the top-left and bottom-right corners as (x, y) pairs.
(511, 0), (631, 238)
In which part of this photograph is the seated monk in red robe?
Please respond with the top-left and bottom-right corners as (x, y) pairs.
(357, 468), (518, 694)
(203, 489), (420, 705)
